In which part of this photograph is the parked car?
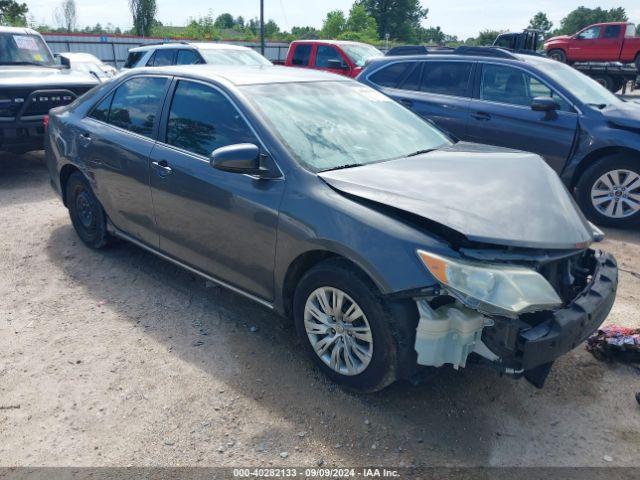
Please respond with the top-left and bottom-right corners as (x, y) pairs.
(122, 42), (272, 69)
(359, 48), (640, 228)
(283, 40), (382, 78)
(46, 65), (617, 391)
(544, 22), (640, 69)
(386, 45), (430, 56)
(0, 26), (98, 153)
(55, 52), (117, 82)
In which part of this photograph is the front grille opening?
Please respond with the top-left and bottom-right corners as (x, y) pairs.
(538, 250), (596, 305)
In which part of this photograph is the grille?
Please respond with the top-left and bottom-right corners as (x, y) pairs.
(0, 86), (94, 119)
(538, 250), (595, 305)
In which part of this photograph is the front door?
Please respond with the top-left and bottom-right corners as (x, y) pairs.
(314, 44), (352, 77)
(148, 79), (285, 301)
(78, 75), (170, 247)
(466, 64), (578, 173)
(569, 25), (602, 61)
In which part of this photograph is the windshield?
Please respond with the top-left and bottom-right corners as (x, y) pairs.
(199, 49), (272, 66)
(0, 32), (55, 66)
(341, 44), (383, 67)
(243, 81), (451, 172)
(531, 58), (621, 108)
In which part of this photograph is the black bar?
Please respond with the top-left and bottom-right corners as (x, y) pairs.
(260, 0), (265, 55)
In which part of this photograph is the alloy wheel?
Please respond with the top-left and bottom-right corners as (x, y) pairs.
(303, 287), (373, 376)
(590, 169), (640, 219)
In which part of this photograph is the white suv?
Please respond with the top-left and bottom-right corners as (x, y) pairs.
(123, 42), (272, 69)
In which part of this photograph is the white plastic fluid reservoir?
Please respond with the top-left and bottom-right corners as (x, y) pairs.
(414, 299), (489, 369)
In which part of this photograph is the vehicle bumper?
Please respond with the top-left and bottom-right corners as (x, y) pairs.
(0, 118), (46, 153)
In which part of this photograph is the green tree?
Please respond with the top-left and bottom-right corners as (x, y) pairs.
(264, 19), (280, 37)
(321, 10), (346, 38)
(528, 11), (553, 39)
(214, 13), (234, 29)
(467, 29), (503, 46)
(291, 25), (319, 39)
(129, 0), (156, 36)
(555, 7), (627, 36)
(358, 0), (428, 41)
(419, 26), (445, 44)
(0, 0), (28, 26)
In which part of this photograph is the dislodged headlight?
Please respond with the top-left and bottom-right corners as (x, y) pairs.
(417, 250), (562, 316)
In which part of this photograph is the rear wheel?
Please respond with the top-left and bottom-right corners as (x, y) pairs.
(635, 54), (640, 73)
(590, 74), (615, 92)
(292, 259), (416, 392)
(576, 155), (640, 228)
(548, 49), (567, 63)
(65, 172), (112, 249)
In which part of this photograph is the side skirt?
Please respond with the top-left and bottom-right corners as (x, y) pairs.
(109, 224), (275, 311)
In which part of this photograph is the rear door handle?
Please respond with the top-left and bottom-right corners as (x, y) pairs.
(471, 111), (491, 121)
(152, 160), (173, 176)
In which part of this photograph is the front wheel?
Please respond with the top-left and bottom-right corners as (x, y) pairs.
(293, 259), (416, 392)
(576, 155), (640, 228)
(548, 49), (567, 63)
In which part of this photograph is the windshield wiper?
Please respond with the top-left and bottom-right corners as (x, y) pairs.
(586, 103), (607, 110)
(320, 163), (363, 172)
(406, 148), (437, 157)
(0, 61), (57, 68)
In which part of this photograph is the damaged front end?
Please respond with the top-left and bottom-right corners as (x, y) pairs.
(412, 247), (618, 388)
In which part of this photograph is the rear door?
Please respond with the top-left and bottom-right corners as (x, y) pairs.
(176, 49), (203, 65)
(146, 49), (175, 67)
(466, 63), (578, 173)
(78, 75), (171, 247)
(596, 24), (623, 61)
(148, 79), (285, 301)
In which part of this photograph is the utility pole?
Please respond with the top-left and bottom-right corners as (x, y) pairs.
(260, 0), (265, 55)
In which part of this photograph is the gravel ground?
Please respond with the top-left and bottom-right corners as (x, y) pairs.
(1, 152), (639, 468)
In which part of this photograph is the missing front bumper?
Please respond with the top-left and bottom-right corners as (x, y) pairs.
(413, 251), (618, 387)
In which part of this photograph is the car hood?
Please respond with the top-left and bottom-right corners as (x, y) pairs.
(319, 143), (595, 250)
(0, 65), (98, 87)
(600, 102), (640, 131)
(544, 35), (570, 44)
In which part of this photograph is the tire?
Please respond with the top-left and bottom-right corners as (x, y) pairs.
(576, 155), (640, 228)
(635, 54), (640, 73)
(591, 74), (615, 92)
(292, 258), (417, 393)
(65, 171), (112, 249)
(548, 49), (567, 63)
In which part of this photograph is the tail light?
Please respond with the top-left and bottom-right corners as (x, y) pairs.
(43, 115), (49, 129)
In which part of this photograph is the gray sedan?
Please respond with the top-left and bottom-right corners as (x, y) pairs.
(45, 65), (617, 391)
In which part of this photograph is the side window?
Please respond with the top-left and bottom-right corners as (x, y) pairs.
(107, 77), (168, 137)
(399, 63), (421, 91)
(494, 35), (514, 49)
(577, 26), (601, 39)
(176, 49), (202, 65)
(369, 62), (412, 88)
(124, 51), (144, 68)
(480, 64), (569, 110)
(315, 45), (344, 68)
(625, 24), (636, 38)
(147, 49), (174, 66)
(165, 81), (258, 157)
(603, 25), (621, 39)
(291, 44), (312, 66)
(420, 61), (472, 97)
(90, 92), (114, 122)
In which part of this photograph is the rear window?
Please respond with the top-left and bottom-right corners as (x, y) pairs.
(625, 24), (636, 38)
(420, 61), (472, 97)
(176, 49), (202, 65)
(124, 51), (144, 68)
(291, 44), (312, 66)
(369, 62), (413, 88)
(604, 25), (621, 39)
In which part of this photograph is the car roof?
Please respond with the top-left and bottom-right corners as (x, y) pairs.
(57, 52), (101, 61)
(0, 26), (40, 35)
(129, 42), (253, 53)
(130, 64), (351, 86)
(290, 39), (372, 47)
(373, 51), (554, 66)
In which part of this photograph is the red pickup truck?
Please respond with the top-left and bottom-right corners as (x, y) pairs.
(544, 22), (640, 69)
(282, 40), (383, 78)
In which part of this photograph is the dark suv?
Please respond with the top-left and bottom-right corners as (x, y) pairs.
(0, 27), (98, 153)
(358, 48), (640, 228)
(46, 65), (617, 391)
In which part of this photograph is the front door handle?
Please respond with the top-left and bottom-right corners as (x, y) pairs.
(471, 111), (491, 121)
(78, 132), (92, 146)
(152, 160), (173, 176)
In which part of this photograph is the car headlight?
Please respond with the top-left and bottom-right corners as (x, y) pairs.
(417, 250), (562, 316)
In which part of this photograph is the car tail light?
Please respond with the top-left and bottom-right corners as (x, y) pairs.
(43, 115), (49, 129)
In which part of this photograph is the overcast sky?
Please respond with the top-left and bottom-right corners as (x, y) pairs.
(26, 0), (640, 39)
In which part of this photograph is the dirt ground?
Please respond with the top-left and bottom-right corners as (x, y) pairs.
(1, 151), (639, 469)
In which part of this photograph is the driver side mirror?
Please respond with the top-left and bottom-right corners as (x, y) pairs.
(210, 143), (266, 176)
(531, 96), (560, 112)
(326, 59), (349, 70)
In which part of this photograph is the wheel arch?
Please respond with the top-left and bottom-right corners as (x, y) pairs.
(59, 164), (83, 207)
(280, 250), (382, 319)
(570, 146), (640, 190)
